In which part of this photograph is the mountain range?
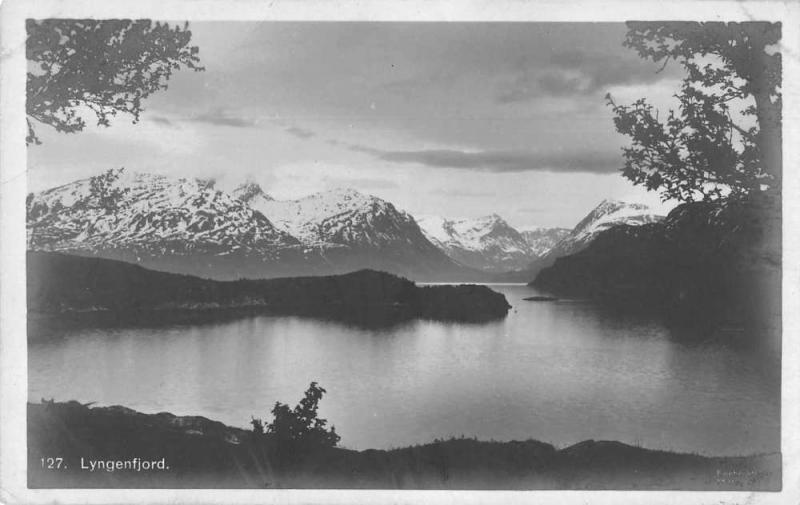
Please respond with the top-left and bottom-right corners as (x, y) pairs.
(26, 170), (665, 281)
(27, 172), (298, 258)
(27, 172), (479, 281)
(417, 214), (546, 272)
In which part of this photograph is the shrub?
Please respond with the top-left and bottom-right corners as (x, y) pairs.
(252, 382), (340, 449)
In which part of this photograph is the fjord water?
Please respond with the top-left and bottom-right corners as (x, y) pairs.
(28, 285), (779, 456)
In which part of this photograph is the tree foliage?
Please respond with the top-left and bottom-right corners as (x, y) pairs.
(252, 382), (341, 449)
(26, 19), (203, 145)
(88, 167), (129, 214)
(607, 22), (781, 202)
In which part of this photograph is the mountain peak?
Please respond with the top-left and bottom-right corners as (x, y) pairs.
(574, 199), (659, 233)
(595, 199), (650, 212)
(417, 214), (539, 272)
(478, 213), (505, 224)
(548, 199), (664, 258)
(240, 185), (427, 250)
(320, 187), (371, 200)
(233, 181), (273, 203)
(196, 177), (217, 190)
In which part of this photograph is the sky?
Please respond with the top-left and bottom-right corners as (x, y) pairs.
(27, 22), (686, 228)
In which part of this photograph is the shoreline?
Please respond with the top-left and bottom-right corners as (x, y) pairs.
(28, 401), (781, 490)
(25, 397), (776, 459)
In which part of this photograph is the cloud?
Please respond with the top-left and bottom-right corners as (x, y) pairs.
(346, 178), (399, 189)
(430, 188), (496, 197)
(497, 49), (677, 103)
(285, 126), (316, 139)
(267, 161), (400, 200)
(148, 115), (174, 126)
(189, 109), (257, 128)
(518, 207), (548, 215)
(348, 144), (621, 174)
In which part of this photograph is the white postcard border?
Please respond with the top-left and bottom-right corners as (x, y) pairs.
(1, 1), (798, 504)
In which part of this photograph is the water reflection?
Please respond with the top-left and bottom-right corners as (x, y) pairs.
(29, 285), (779, 456)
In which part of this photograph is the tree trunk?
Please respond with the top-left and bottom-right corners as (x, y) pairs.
(745, 25), (782, 194)
(753, 87), (781, 193)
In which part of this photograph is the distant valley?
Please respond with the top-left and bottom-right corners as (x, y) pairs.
(417, 214), (572, 273)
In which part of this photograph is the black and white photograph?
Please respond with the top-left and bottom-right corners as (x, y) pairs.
(1, 0), (798, 501)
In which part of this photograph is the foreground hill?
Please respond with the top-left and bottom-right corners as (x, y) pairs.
(27, 252), (510, 330)
(28, 401), (779, 490)
(532, 194), (780, 333)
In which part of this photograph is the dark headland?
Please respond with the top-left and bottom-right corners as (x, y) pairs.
(531, 195), (780, 335)
(28, 401), (779, 490)
(27, 251), (511, 332)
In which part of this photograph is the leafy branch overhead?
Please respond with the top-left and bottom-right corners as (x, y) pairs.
(607, 22), (781, 202)
(26, 19), (204, 145)
(88, 168), (128, 214)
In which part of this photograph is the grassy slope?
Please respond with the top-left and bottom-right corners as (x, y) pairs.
(28, 401), (780, 490)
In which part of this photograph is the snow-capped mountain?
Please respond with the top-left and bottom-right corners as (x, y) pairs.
(239, 186), (479, 279)
(27, 171), (299, 259)
(232, 181), (274, 204)
(27, 172), (482, 281)
(519, 226), (571, 258)
(536, 199), (665, 266)
(413, 199), (665, 280)
(418, 214), (540, 272)
(246, 187), (433, 250)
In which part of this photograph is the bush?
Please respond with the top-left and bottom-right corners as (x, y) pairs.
(252, 382), (340, 449)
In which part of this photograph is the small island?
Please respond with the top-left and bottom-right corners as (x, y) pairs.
(27, 252), (511, 331)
